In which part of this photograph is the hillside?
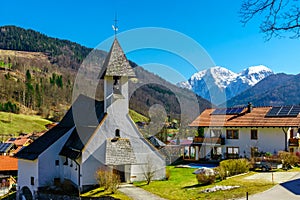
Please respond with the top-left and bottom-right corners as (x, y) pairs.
(226, 73), (300, 107)
(0, 25), (107, 70)
(0, 25), (211, 127)
(0, 111), (51, 139)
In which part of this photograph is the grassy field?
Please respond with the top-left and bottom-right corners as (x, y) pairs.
(0, 111), (51, 139)
(129, 109), (149, 123)
(134, 166), (275, 200)
(81, 187), (132, 200)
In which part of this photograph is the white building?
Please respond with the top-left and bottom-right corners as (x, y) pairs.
(185, 103), (300, 161)
(16, 39), (165, 199)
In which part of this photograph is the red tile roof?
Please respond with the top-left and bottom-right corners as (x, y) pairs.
(190, 107), (300, 127)
(6, 137), (32, 146)
(0, 156), (18, 171)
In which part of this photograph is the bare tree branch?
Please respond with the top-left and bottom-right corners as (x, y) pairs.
(240, 0), (300, 39)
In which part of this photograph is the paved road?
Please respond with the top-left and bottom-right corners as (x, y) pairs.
(119, 173), (300, 200)
(118, 184), (166, 200)
(238, 172), (300, 200)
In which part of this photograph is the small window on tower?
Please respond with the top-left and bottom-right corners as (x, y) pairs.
(31, 177), (34, 185)
(113, 76), (121, 94)
(115, 129), (120, 137)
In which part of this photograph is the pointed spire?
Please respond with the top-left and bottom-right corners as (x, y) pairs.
(99, 39), (136, 79)
(112, 13), (119, 38)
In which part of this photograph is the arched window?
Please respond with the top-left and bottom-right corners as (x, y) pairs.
(115, 129), (120, 137)
(113, 76), (121, 94)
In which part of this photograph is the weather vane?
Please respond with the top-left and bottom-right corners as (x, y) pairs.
(112, 13), (119, 38)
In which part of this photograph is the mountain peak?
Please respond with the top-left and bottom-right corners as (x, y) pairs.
(177, 65), (273, 104)
(241, 65), (273, 75)
(240, 65), (273, 86)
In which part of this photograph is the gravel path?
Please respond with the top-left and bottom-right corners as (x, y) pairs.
(118, 184), (166, 200)
(244, 172), (299, 183)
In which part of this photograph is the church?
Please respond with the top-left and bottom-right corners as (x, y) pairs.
(15, 38), (166, 199)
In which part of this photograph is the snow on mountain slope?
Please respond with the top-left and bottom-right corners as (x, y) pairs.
(177, 65), (273, 104)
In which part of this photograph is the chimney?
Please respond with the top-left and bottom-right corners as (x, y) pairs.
(247, 102), (253, 113)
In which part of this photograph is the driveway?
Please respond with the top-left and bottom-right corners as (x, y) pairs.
(238, 172), (300, 200)
(118, 184), (166, 200)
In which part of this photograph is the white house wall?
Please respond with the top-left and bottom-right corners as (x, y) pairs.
(38, 128), (74, 187)
(204, 127), (287, 158)
(17, 159), (38, 196)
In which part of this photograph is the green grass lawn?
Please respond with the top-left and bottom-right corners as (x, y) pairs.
(80, 187), (132, 200)
(0, 111), (51, 137)
(129, 109), (149, 123)
(134, 166), (275, 200)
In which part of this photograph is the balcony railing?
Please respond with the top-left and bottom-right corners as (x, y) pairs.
(193, 137), (225, 145)
(289, 138), (300, 147)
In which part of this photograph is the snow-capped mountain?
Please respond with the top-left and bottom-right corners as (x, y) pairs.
(177, 65), (273, 105)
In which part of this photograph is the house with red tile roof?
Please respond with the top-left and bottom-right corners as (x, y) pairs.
(0, 156), (18, 176)
(187, 103), (300, 161)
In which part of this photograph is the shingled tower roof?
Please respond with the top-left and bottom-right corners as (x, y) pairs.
(99, 39), (135, 79)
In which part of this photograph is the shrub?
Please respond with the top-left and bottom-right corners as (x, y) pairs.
(219, 159), (250, 178)
(196, 173), (216, 185)
(214, 166), (226, 180)
(279, 151), (299, 169)
(165, 168), (171, 180)
(96, 166), (120, 193)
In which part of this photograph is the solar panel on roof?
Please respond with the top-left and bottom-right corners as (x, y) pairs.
(266, 107), (281, 116)
(278, 107), (291, 116)
(289, 106), (300, 116)
(212, 107), (244, 115)
(0, 143), (13, 153)
(266, 106), (300, 117)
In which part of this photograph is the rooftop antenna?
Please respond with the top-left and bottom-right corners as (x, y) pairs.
(112, 13), (119, 38)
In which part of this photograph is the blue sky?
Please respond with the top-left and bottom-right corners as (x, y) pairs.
(1, 0), (300, 83)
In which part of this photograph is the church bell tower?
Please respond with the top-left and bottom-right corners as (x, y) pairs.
(99, 39), (136, 115)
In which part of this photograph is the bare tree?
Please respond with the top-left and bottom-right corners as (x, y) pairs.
(240, 0), (300, 39)
(141, 156), (156, 185)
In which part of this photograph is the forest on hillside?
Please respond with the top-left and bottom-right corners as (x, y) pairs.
(0, 25), (211, 126)
(0, 51), (74, 121)
(0, 25), (106, 70)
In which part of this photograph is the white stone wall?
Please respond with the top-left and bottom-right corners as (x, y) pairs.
(38, 128), (73, 187)
(17, 159), (38, 197)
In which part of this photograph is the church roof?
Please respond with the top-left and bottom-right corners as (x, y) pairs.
(147, 136), (166, 148)
(99, 39), (135, 79)
(105, 138), (136, 165)
(15, 95), (105, 160)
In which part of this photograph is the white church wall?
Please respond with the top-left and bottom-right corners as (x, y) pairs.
(17, 159), (38, 197)
(38, 128), (73, 187)
(81, 105), (166, 186)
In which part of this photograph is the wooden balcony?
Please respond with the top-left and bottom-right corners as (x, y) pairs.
(289, 138), (300, 147)
(193, 137), (225, 145)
